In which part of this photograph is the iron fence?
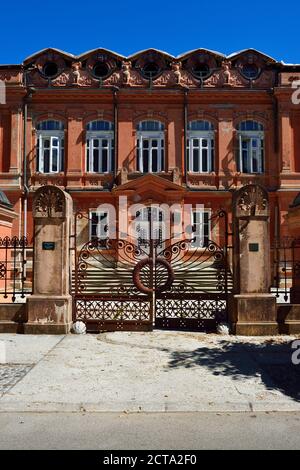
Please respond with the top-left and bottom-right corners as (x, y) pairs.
(0, 236), (33, 302)
(272, 237), (300, 303)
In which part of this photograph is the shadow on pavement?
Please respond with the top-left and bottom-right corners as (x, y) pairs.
(167, 339), (300, 401)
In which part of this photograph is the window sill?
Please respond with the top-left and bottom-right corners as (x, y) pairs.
(84, 172), (113, 176)
(187, 172), (215, 175)
(34, 172), (64, 176)
(235, 172), (264, 176)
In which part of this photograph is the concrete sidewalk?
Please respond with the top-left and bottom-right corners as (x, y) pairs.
(0, 331), (299, 412)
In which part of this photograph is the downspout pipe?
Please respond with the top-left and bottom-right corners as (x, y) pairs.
(112, 87), (118, 185)
(22, 85), (35, 239)
(183, 88), (205, 192)
(183, 89), (188, 186)
(22, 98), (29, 240)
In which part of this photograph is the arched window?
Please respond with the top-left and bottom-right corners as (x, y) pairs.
(237, 120), (264, 173)
(86, 120), (114, 173)
(136, 120), (165, 173)
(36, 120), (64, 173)
(187, 120), (214, 173)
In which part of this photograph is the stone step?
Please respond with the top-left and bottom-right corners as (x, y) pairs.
(0, 321), (23, 334)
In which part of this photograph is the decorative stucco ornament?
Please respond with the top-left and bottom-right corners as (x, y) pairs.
(72, 321), (87, 334)
(217, 323), (230, 335)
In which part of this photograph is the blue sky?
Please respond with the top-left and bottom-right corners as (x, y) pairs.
(1, 0), (299, 64)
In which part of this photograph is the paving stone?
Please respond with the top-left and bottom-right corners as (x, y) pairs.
(0, 365), (32, 395)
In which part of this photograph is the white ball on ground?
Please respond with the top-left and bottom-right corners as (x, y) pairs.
(217, 323), (230, 335)
(72, 321), (87, 334)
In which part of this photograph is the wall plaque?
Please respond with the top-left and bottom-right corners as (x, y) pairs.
(42, 241), (55, 250)
(249, 243), (259, 252)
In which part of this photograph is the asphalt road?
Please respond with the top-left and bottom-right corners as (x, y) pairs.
(0, 411), (300, 450)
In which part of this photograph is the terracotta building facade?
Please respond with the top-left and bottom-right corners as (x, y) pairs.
(1, 47), (300, 334)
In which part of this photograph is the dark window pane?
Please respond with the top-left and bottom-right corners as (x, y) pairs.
(152, 149), (158, 172)
(252, 156), (258, 173)
(52, 149), (58, 172)
(44, 150), (50, 173)
(60, 150), (64, 171)
(143, 149), (149, 172)
(93, 149), (99, 172)
(137, 147), (140, 171)
(193, 148), (199, 172)
(111, 148), (114, 172)
(138, 120), (164, 131)
(102, 149), (108, 172)
(86, 149), (90, 172)
(202, 149), (208, 172)
(188, 120), (213, 131)
(87, 121), (113, 131)
(242, 150), (248, 173)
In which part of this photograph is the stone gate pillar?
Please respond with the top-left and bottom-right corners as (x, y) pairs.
(25, 186), (73, 334)
(232, 184), (277, 335)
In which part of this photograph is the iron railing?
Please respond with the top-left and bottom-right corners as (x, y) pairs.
(0, 236), (33, 302)
(272, 237), (300, 303)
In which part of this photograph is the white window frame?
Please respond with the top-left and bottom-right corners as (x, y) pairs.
(89, 211), (109, 242)
(37, 130), (64, 174)
(238, 130), (264, 174)
(187, 130), (214, 173)
(86, 130), (114, 173)
(135, 207), (165, 247)
(136, 131), (165, 173)
(190, 209), (211, 249)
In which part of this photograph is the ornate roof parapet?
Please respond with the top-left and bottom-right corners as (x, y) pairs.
(14, 47), (282, 91)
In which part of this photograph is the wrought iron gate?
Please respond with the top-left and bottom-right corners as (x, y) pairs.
(72, 210), (232, 332)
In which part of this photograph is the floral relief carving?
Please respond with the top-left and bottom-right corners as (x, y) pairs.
(52, 71), (73, 86)
(37, 177), (64, 187)
(205, 64), (249, 88)
(33, 186), (65, 218)
(103, 71), (122, 86)
(236, 184), (268, 217)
